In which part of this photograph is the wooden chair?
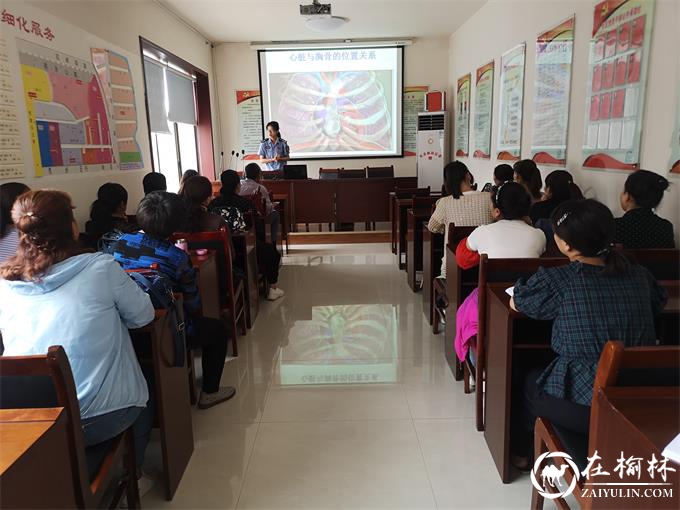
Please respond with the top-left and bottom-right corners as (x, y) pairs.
(319, 168), (341, 180)
(0, 345), (140, 509)
(472, 254), (570, 431)
(171, 229), (247, 356)
(366, 165), (394, 178)
(623, 248), (680, 281)
(440, 224), (477, 379)
(532, 341), (680, 510)
(339, 168), (366, 179)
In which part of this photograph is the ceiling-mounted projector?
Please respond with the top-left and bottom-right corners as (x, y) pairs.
(300, 0), (348, 31)
(300, 0), (332, 16)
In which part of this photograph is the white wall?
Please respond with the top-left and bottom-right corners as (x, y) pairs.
(214, 37), (451, 178)
(448, 0), (679, 236)
(5, 0), (219, 225)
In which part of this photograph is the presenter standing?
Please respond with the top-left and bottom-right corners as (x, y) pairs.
(258, 121), (290, 172)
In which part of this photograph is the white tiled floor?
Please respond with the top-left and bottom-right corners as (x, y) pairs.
(143, 243), (531, 509)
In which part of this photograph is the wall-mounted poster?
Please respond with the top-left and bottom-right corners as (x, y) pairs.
(582, 0), (655, 171)
(0, 3), (147, 178)
(497, 43), (526, 161)
(531, 16), (575, 166)
(236, 90), (263, 160)
(404, 85), (429, 156)
(455, 74), (471, 157)
(670, 81), (680, 175)
(473, 61), (494, 159)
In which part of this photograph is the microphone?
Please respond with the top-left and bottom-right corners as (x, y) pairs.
(219, 151), (224, 173)
(241, 150), (246, 173)
(228, 150), (235, 170)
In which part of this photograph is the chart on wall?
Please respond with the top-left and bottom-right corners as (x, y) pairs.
(455, 74), (471, 157)
(670, 81), (680, 175)
(473, 61), (494, 159)
(497, 43), (526, 161)
(0, 3), (148, 179)
(582, 0), (655, 171)
(403, 86), (428, 156)
(236, 90), (263, 160)
(530, 16), (575, 166)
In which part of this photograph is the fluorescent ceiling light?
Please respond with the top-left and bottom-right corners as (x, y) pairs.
(305, 16), (348, 32)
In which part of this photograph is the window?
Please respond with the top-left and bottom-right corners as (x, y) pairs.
(140, 38), (215, 192)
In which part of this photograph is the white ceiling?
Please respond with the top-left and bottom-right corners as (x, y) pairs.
(159, 0), (487, 43)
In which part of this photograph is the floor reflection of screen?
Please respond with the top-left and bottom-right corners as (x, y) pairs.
(279, 304), (398, 385)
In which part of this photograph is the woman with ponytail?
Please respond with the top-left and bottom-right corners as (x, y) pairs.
(616, 169), (674, 248)
(529, 170), (583, 224)
(86, 182), (135, 242)
(513, 159), (543, 202)
(0, 182), (30, 263)
(508, 199), (667, 465)
(0, 190), (155, 479)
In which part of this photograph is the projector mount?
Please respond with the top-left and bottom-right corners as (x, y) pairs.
(300, 0), (332, 17)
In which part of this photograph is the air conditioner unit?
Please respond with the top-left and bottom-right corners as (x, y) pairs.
(416, 112), (449, 190)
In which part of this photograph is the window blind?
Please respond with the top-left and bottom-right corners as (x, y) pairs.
(143, 57), (170, 134)
(166, 69), (197, 125)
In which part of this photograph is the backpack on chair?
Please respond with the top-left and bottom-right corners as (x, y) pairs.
(126, 268), (186, 368)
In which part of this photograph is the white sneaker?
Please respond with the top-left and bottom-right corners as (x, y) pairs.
(137, 472), (155, 498)
(267, 287), (285, 301)
(119, 472), (154, 508)
(197, 386), (236, 409)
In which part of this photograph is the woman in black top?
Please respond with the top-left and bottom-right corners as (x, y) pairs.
(86, 183), (136, 242)
(529, 170), (583, 224)
(513, 160), (543, 203)
(615, 170), (674, 249)
(209, 170), (284, 300)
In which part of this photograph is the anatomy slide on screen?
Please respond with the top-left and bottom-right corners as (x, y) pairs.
(259, 47), (403, 158)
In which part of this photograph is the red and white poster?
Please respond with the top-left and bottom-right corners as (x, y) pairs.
(236, 90), (263, 160)
(582, 0), (655, 171)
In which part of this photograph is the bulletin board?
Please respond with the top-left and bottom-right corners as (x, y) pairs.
(582, 0), (655, 171)
(496, 43), (526, 161)
(403, 85), (429, 156)
(236, 90), (263, 160)
(0, 3), (148, 179)
(530, 16), (575, 166)
(454, 74), (471, 157)
(473, 61), (494, 159)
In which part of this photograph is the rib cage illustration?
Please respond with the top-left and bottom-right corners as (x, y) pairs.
(277, 71), (392, 152)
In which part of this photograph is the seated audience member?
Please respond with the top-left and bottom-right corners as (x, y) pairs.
(0, 190), (155, 481)
(529, 170), (583, 224)
(615, 169), (675, 248)
(454, 182), (546, 364)
(241, 162), (280, 245)
(510, 199), (667, 465)
(112, 192), (236, 408)
(142, 172), (167, 195)
(427, 161), (493, 278)
(209, 170), (284, 300)
(179, 175), (227, 232)
(0, 182), (30, 263)
(178, 169), (199, 195)
(493, 164), (514, 186)
(86, 182), (136, 242)
(513, 159), (543, 203)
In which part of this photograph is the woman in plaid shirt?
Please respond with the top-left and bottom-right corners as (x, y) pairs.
(510, 199), (667, 464)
